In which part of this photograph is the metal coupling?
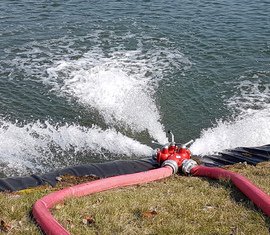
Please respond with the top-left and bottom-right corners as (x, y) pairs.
(182, 159), (198, 174)
(152, 150), (158, 160)
(162, 160), (179, 174)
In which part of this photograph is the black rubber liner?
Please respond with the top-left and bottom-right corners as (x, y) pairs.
(200, 144), (270, 167)
(0, 158), (159, 192)
(0, 144), (270, 192)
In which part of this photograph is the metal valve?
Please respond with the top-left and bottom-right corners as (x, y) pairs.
(155, 131), (194, 174)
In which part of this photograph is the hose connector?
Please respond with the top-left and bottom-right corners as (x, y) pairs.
(162, 160), (179, 174)
(182, 159), (198, 174)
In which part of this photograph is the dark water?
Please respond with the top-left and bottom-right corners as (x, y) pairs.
(0, 0), (269, 176)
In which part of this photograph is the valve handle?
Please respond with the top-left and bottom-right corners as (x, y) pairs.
(151, 141), (164, 147)
(182, 140), (194, 148)
(167, 130), (175, 143)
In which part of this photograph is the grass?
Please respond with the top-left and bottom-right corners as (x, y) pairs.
(0, 162), (270, 234)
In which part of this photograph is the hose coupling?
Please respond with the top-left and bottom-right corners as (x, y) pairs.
(182, 159), (198, 174)
(162, 160), (179, 174)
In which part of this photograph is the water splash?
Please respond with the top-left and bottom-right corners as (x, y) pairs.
(45, 48), (177, 144)
(1, 32), (191, 174)
(4, 33), (190, 144)
(191, 76), (270, 155)
(0, 119), (153, 176)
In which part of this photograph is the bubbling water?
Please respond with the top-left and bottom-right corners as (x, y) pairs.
(0, 119), (153, 176)
(45, 49), (171, 143)
(1, 32), (191, 175)
(191, 77), (270, 155)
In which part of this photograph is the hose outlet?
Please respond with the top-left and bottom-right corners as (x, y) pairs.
(162, 160), (179, 174)
(156, 132), (193, 171)
(182, 159), (198, 174)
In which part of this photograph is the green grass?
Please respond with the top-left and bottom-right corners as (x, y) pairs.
(1, 162), (270, 234)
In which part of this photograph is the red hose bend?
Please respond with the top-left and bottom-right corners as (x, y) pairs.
(190, 165), (270, 217)
(32, 166), (173, 235)
(33, 163), (270, 234)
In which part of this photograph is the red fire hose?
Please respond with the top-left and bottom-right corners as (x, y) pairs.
(155, 136), (270, 218)
(32, 137), (270, 234)
(32, 166), (173, 235)
(190, 165), (270, 217)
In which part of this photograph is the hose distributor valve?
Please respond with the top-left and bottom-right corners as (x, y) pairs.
(155, 131), (195, 174)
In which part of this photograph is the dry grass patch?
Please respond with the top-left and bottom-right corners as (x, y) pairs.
(53, 163), (270, 235)
(0, 162), (270, 234)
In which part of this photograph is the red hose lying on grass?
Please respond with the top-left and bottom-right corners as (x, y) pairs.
(32, 166), (173, 235)
(190, 165), (270, 217)
(33, 163), (270, 235)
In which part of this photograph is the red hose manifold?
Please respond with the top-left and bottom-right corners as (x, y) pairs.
(156, 140), (193, 173)
(155, 131), (270, 218)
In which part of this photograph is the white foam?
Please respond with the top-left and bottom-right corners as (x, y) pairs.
(190, 110), (270, 155)
(4, 33), (191, 145)
(191, 78), (270, 155)
(0, 119), (153, 176)
(45, 49), (173, 143)
(227, 79), (270, 115)
(2, 33), (192, 175)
